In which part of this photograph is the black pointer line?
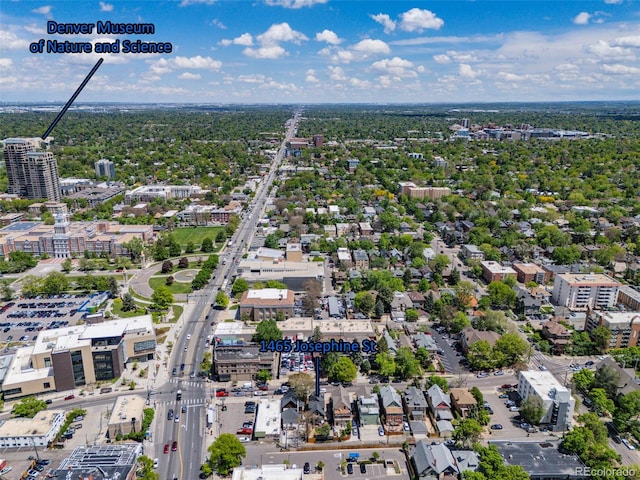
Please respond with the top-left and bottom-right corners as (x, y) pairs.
(41, 58), (104, 140)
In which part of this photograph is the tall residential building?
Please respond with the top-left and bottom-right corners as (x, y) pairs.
(517, 370), (574, 431)
(551, 273), (621, 311)
(95, 158), (116, 179)
(3, 138), (61, 201)
(585, 311), (640, 349)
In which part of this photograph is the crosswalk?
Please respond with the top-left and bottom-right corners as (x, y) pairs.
(155, 397), (207, 406)
(168, 378), (205, 388)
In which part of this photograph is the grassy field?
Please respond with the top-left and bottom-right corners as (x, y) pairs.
(172, 227), (224, 248)
(152, 262), (199, 276)
(149, 276), (192, 294)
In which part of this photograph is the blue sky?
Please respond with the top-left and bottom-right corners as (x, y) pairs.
(1, 0), (639, 103)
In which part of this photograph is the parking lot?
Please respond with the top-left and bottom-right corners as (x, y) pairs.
(0, 294), (105, 348)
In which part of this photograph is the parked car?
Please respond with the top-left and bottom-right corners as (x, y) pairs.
(491, 424), (503, 430)
(360, 463), (366, 474)
(171, 441), (178, 451)
(304, 463), (311, 474)
(378, 426), (385, 436)
(64, 394), (75, 401)
(346, 463), (353, 475)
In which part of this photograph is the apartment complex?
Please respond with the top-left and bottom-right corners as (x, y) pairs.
(0, 409), (65, 448)
(124, 184), (206, 203)
(585, 311), (640, 349)
(3, 138), (61, 201)
(551, 273), (621, 310)
(177, 202), (242, 225)
(517, 370), (574, 431)
(212, 344), (277, 382)
(398, 182), (451, 200)
(480, 261), (517, 283)
(1, 316), (156, 400)
(94, 158), (116, 179)
(512, 262), (546, 284)
(239, 289), (295, 321)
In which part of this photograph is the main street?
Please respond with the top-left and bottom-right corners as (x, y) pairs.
(155, 109), (301, 480)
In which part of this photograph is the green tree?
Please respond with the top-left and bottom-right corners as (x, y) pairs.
(0, 280), (14, 301)
(215, 291), (229, 308)
(12, 396), (47, 418)
(121, 293), (136, 312)
(161, 260), (173, 274)
(288, 372), (314, 401)
(123, 237), (144, 262)
(354, 291), (375, 316)
(137, 456), (160, 480)
(252, 319), (282, 342)
(594, 364), (621, 398)
(467, 340), (494, 371)
(426, 375), (449, 392)
(451, 311), (471, 333)
(185, 241), (195, 254)
(375, 352), (396, 378)
(589, 388), (615, 416)
(151, 285), (174, 310)
(201, 237), (214, 253)
(395, 346), (422, 380)
(405, 308), (419, 322)
(207, 433), (246, 476)
(519, 395), (545, 425)
(200, 351), (213, 376)
(452, 418), (483, 448)
(486, 281), (517, 309)
(590, 326), (612, 354)
(328, 356), (358, 383)
(493, 333), (530, 367)
(231, 278), (249, 296)
(256, 369), (272, 383)
(572, 368), (595, 393)
(61, 258), (73, 273)
(613, 390), (640, 435)
(42, 271), (70, 295)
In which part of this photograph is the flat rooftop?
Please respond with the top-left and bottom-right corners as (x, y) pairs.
(0, 409), (64, 437)
(108, 395), (146, 426)
(595, 310), (640, 326)
(0, 221), (40, 232)
(233, 465), (302, 480)
(557, 273), (620, 286)
(255, 399), (281, 436)
(519, 370), (570, 401)
(245, 289), (289, 300)
(491, 441), (587, 478)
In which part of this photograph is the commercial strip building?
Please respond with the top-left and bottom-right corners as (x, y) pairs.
(585, 310), (640, 348)
(517, 370), (574, 432)
(239, 289), (295, 321)
(0, 409), (65, 448)
(212, 344), (277, 382)
(107, 395), (146, 439)
(1, 315), (156, 400)
(551, 273), (621, 311)
(53, 443), (143, 479)
(237, 259), (324, 292)
(232, 464), (303, 480)
(254, 399), (281, 439)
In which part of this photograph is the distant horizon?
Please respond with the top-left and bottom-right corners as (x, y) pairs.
(2, 1), (639, 103)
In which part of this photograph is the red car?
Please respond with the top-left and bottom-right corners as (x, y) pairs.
(164, 444), (170, 454)
(215, 389), (229, 397)
(236, 427), (253, 435)
(64, 394), (75, 401)
(171, 441), (178, 451)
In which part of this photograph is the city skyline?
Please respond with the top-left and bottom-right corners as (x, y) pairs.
(1, 1), (640, 103)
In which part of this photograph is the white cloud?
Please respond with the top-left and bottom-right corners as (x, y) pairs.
(433, 54), (451, 64)
(586, 39), (635, 60)
(573, 12), (591, 25)
(328, 65), (347, 81)
(0, 30), (30, 50)
(210, 19), (227, 29)
(352, 39), (390, 55)
(179, 0), (216, 6)
(459, 63), (477, 79)
(178, 72), (201, 80)
(604, 0), (623, 4)
(399, 8), (444, 32)
(220, 33), (253, 47)
(612, 35), (640, 47)
(264, 0), (328, 8)
(371, 57), (417, 78)
(305, 69), (319, 83)
(370, 13), (396, 34)
(99, 2), (113, 12)
(257, 23), (307, 46)
(602, 64), (640, 74)
(349, 77), (372, 89)
(243, 45), (287, 59)
(24, 24), (45, 35)
(238, 74), (267, 83)
(150, 55), (221, 75)
(31, 6), (52, 15)
(0, 58), (13, 69)
(315, 29), (341, 45)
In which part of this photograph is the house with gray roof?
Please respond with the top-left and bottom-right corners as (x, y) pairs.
(411, 440), (479, 480)
(379, 385), (403, 432)
(413, 332), (439, 353)
(426, 385), (451, 415)
(358, 394), (380, 426)
(404, 386), (429, 420)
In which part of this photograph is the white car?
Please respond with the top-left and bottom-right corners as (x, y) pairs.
(622, 438), (636, 450)
(186, 334), (191, 340)
(238, 436), (250, 443)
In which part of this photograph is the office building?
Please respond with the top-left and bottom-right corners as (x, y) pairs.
(517, 370), (574, 431)
(107, 395), (146, 439)
(1, 315), (156, 400)
(212, 344), (277, 382)
(585, 311), (640, 349)
(95, 158), (116, 179)
(551, 273), (621, 310)
(3, 138), (61, 201)
(239, 289), (294, 321)
(0, 409), (65, 448)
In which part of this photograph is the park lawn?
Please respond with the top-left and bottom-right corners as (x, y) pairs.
(152, 263), (200, 276)
(172, 227), (225, 250)
(170, 305), (183, 323)
(112, 302), (147, 318)
(149, 276), (192, 294)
